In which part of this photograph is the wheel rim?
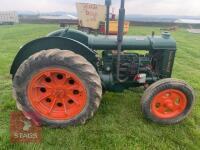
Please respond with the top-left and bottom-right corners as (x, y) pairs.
(27, 68), (87, 120)
(151, 89), (187, 119)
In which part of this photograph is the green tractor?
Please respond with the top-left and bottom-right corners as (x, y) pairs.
(11, 0), (195, 127)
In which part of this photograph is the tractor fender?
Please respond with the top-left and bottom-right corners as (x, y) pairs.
(47, 28), (89, 47)
(10, 36), (98, 77)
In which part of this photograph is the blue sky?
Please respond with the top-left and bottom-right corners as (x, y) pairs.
(1, 0), (200, 16)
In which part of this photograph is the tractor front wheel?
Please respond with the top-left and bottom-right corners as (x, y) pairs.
(13, 49), (102, 127)
(141, 78), (195, 125)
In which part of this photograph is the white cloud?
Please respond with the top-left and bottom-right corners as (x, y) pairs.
(122, 0), (200, 16)
(0, 0), (200, 16)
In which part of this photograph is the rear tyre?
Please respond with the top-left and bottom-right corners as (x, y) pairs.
(13, 49), (102, 127)
(141, 78), (195, 125)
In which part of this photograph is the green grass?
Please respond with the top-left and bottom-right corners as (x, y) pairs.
(0, 24), (200, 150)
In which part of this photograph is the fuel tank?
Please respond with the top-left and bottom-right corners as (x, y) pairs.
(48, 29), (176, 51)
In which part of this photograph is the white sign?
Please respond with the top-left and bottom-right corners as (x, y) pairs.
(76, 3), (106, 29)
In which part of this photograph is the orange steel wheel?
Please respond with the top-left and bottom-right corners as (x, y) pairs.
(27, 68), (87, 120)
(142, 78), (195, 124)
(151, 89), (187, 119)
(13, 49), (102, 127)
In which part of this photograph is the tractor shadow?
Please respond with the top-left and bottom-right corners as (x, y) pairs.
(99, 87), (145, 123)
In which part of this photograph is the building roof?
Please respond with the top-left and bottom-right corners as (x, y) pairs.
(187, 29), (200, 34)
(39, 15), (77, 20)
(175, 19), (200, 24)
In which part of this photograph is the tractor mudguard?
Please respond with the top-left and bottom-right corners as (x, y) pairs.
(47, 28), (89, 47)
(10, 37), (97, 78)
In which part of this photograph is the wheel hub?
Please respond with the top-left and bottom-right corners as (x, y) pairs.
(27, 68), (87, 120)
(54, 88), (66, 98)
(164, 100), (174, 110)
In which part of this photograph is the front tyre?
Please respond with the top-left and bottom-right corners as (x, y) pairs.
(141, 78), (195, 125)
(13, 49), (102, 127)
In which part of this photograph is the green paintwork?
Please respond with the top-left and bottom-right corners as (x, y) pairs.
(48, 28), (89, 46)
(11, 28), (177, 91)
(10, 36), (97, 77)
(88, 36), (151, 50)
(150, 33), (177, 50)
(47, 29), (176, 51)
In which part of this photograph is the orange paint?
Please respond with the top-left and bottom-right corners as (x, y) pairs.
(27, 68), (87, 120)
(151, 89), (187, 119)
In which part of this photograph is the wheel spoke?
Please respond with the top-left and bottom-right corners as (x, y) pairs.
(48, 97), (56, 114)
(37, 92), (52, 102)
(162, 92), (171, 99)
(65, 84), (83, 92)
(65, 85), (77, 90)
(170, 93), (179, 102)
(51, 74), (59, 85)
(44, 72), (51, 78)
(64, 73), (71, 79)
(155, 97), (165, 105)
(51, 73), (67, 86)
(67, 95), (80, 105)
(171, 105), (179, 112)
(173, 100), (186, 111)
(34, 82), (52, 89)
(157, 106), (166, 114)
(55, 79), (64, 86)
(62, 99), (68, 114)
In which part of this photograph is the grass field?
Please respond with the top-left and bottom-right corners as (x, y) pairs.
(0, 24), (200, 150)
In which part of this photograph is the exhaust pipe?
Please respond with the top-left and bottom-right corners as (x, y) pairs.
(117, 0), (128, 82)
(105, 0), (111, 35)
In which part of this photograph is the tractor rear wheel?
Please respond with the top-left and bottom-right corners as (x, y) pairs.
(141, 78), (195, 125)
(13, 49), (102, 127)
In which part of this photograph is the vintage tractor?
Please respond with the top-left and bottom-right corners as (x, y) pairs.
(11, 0), (195, 127)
